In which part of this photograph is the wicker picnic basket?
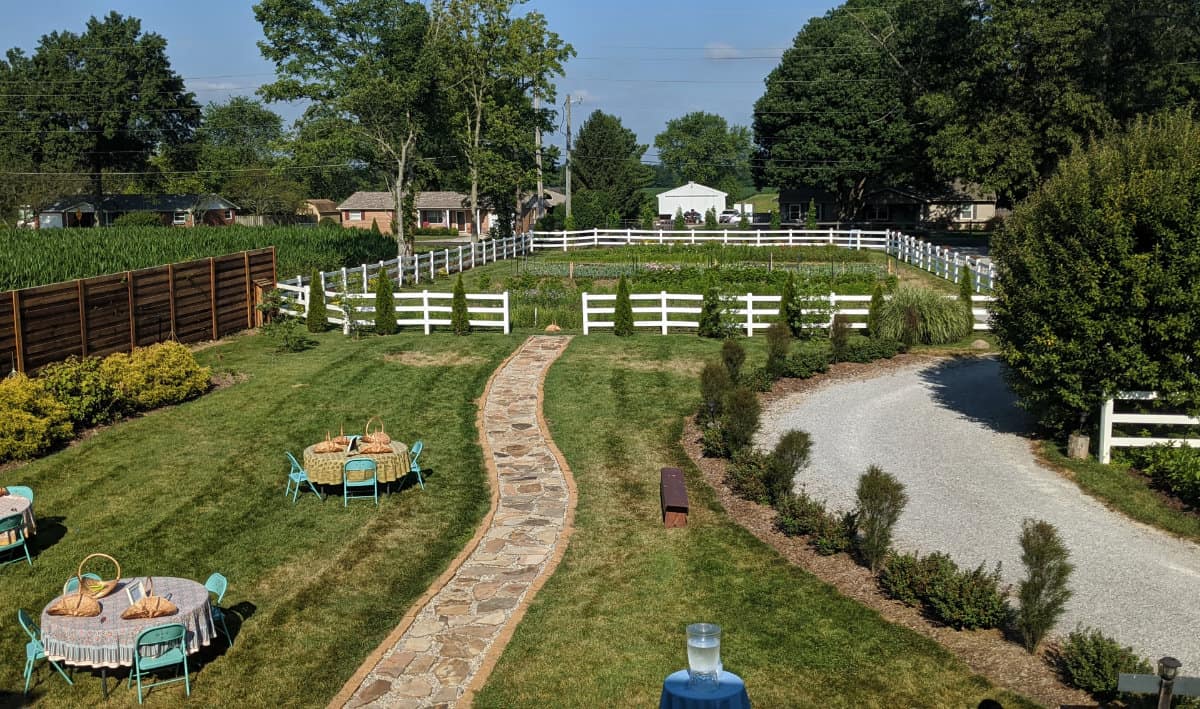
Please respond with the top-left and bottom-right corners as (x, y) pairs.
(120, 577), (178, 620)
(363, 416), (391, 445)
(359, 440), (392, 455)
(313, 432), (342, 454)
(47, 553), (121, 617)
(332, 424), (351, 448)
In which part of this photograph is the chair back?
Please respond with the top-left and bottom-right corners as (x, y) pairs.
(204, 573), (228, 604)
(135, 623), (187, 654)
(63, 572), (103, 596)
(409, 440), (423, 472)
(286, 451), (304, 474)
(0, 514), (24, 535)
(17, 608), (39, 643)
(6, 486), (32, 503)
(343, 458), (377, 483)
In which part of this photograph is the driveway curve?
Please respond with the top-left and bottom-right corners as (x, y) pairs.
(757, 356), (1200, 667)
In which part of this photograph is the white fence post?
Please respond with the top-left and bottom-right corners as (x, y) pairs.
(788, 228), (794, 246)
(422, 290), (431, 335)
(458, 245), (464, 273)
(582, 292), (590, 335)
(429, 251), (435, 281)
(502, 290), (511, 334)
(1099, 396), (1114, 464)
(744, 292), (753, 337)
(361, 263), (368, 294)
(828, 291), (836, 328)
(660, 291), (669, 335)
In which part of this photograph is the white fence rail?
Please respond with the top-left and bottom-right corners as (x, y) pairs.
(1098, 391), (1200, 464)
(885, 232), (996, 292)
(582, 291), (992, 336)
(530, 227), (888, 251)
(276, 282), (510, 334)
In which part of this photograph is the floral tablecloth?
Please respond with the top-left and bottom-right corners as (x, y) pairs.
(302, 441), (411, 485)
(41, 577), (216, 668)
(0, 494), (35, 545)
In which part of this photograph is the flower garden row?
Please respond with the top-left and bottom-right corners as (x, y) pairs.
(696, 333), (1162, 704)
(0, 342), (211, 462)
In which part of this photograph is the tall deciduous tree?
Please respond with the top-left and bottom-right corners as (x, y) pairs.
(571, 110), (652, 218)
(256, 0), (446, 257)
(193, 97), (285, 192)
(0, 13), (198, 210)
(654, 111), (751, 196)
(434, 0), (572, 239)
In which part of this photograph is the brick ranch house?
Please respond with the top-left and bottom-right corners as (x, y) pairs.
(338, 191), (495, 236)
(37, 193), (239, 228)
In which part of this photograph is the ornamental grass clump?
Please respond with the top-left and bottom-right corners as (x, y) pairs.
(613, 275), (634, 336)
(1016, 519), (1073, 652)
(876, 285), (970, 346)
(855, 465), (908, 573)
(306, 268), (327, 333)
(374, 271), (397, 335)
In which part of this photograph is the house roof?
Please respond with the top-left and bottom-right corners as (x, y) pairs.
(305, 198), (338, 214)
(657, 181), (728, 199)
(415, 191), (471, 210)
(42, 193), (238, 213)
(338, 191), (477, 211)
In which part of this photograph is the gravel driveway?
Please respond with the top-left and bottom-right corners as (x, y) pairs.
(757, 356), (1200, 667)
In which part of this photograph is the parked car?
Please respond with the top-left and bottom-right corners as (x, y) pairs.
(718, 210), (741, 223)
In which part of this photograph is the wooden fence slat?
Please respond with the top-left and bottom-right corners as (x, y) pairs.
(12, 290), (23, 373)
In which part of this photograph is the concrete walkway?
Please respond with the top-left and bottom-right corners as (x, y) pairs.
(335, 336), (575, 708)
(757, 356), (1200, 667)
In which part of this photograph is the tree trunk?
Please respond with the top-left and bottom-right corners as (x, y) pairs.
(90, 166), (103, 228)
(469, 98), (483, 242)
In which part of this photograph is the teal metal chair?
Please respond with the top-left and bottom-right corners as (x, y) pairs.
(408, 440), (426, 490)
(204, 572), (231, 642)
(19, 608), (73, 696)
(285, 451), (321, 503)
(342, 458), (378, 507)
(0, 514), (32, 566)
(7, 486), (32, 503)
(128, 623), (190, 704)
(62, 572), (103, 595)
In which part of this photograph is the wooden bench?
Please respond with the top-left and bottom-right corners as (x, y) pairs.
(660, 467), (689, 528)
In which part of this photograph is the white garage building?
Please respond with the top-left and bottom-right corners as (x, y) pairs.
(657, 181), (727, 219)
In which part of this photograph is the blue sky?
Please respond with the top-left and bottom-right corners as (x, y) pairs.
(0, 0), (837, 157)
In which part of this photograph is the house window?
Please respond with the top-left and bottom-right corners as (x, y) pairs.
(956, 204), (976, 221)
(173, 211), (187, 225)
(422, 210), (444, 224)
(349, 210), (363, 221)
(224, 209), (233, 221)
(862, 204), (889, 221)
(786, 204), (802, 222)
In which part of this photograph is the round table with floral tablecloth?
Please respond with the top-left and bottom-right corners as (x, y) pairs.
(302, 441), (411, 485)
(0, 492), (36, 545)
(40, 576), (217, 669)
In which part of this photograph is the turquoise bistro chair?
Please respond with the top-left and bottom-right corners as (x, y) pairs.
(62, 572), (103, 595)
(342, 458), (378, 507)
(7, 486), (33, 503)
(18, 608), (73, 695)
(128, 623), (191, 703)
(0, 514), (32, 566)
(408, 440), (426, 490)
(204, 572), (231, 642)
(285, 451), (322, 503)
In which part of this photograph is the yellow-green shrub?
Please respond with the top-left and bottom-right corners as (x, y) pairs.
(101, 342), (212, 411)
(39, 356), (122, 427)
(0, 373), (73, 461)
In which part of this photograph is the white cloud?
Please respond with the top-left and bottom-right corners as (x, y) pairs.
(704, 43), (742, 60)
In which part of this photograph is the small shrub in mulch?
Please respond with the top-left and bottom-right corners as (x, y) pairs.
(1051, 626), (1152, 701)
(926, 560), (1009, 631)
(765, 320), (791, 378)
(775, 492), (856, 555)
(720, 386), (760, 454)
(725, 449), (771, 504)
(721, 338), (746, 380)
(783, 347), (831, 379)
(855, 465), (908, 573)
(1016, 519), (1073, 652)
(697, 361), (731, 426)
(739, 366), (774, 393)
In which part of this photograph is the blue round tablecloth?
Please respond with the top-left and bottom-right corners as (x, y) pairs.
(660, 670), (751, 709)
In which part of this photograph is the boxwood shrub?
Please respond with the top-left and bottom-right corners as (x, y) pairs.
(0, 373), (73, 461)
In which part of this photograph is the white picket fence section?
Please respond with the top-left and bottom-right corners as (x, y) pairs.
(1098, 391), (1200, 464)
(886, 232), (996, 292)
(529, 227), (888, 251)
(275, 282), (510, 334)
(581, 292), (992, 336)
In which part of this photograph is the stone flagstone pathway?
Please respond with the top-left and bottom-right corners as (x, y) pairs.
(338, 336), (575, 708)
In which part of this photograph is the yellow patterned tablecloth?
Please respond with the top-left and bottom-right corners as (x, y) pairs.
(302, 442), (410, 485)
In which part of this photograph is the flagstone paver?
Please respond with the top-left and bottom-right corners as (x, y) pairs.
(341, 336), (574, 708)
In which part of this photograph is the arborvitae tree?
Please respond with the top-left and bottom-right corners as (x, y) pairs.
(370, 218), (382, 236)
(770, 210), (781, 229)
(306, 268), (327, 333)
(830, 314), (851, 361)
(704, 207), (718, 229)
(721, 385), (761, 453)
(640, 201), (657, 230)
(613, 275), (634, 336)
(765, 320), (791, 378)
(867, 283), (885, 338)
(855, 465), (908, 573)
(699, 360), (731, 424)
(673, 207), (686, 231)
(374, 271), (397, 335)
(721, 338), (746, 381)
(958, 264), (975, 335)
(451, 274), (470, 335)
(1017, 519), (1073, 652)
(805, 197), (818, 230)
(780, 272), (799, 336)
(699, 285), (725, 338)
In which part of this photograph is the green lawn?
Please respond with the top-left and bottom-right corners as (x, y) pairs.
(474, 335), (1033, 708)
(0, 331), (520, 706)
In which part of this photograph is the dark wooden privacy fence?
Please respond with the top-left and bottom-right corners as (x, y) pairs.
(0, 248), (275, 372)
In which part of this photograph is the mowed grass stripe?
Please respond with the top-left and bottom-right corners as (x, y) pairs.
(474, 335), (1033, 708)
(0, 331), (521, 706)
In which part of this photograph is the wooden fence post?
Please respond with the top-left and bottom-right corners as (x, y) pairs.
(168, 263), (177, 339)
(244, 251), (253, 329)
(12, 290), (24, 373)
(209, 258), (219, 340)
(77, 279), (87, 357)
(127, 271), (136, 349)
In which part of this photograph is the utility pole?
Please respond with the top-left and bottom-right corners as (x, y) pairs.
(564, 94), (583, 220)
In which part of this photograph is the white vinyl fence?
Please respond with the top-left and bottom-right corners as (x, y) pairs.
(530, 227), (889, 251)
(276, 282), (510, 334)
(582, 292), (993, 336)
(1098, 391), (1200, 464)
(886, 232), (995, 292)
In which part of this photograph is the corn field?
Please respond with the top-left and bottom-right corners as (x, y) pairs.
(0, 226), (399, 290)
